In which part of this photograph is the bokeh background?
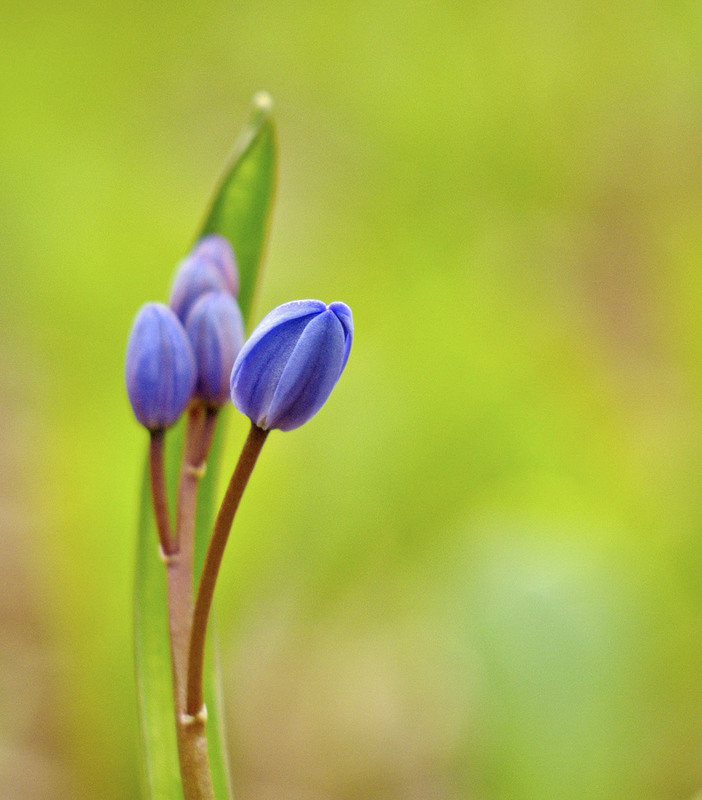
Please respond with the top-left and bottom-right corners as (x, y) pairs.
(3, 1), (702, 798)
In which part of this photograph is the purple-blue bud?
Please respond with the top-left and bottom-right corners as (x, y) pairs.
(230, 299), (353, 432)
(185, 292), (245, 408)
(169, 253), (231, 323)
(125, 303), (196, 430)
(192, 234), (239, 297)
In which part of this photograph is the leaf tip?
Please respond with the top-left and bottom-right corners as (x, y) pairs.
(251, 90), (273, 116)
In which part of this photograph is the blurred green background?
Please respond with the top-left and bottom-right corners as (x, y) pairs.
(3, 1), (702, 798)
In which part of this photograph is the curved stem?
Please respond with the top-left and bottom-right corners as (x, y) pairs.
(186, 422), (269, 716)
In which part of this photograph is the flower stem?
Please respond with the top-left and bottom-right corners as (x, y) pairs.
(175, 404), (205, 558)
(198, 407), (219, 467)
(165, 404), (221, 800)
(149, 429), (175, 556)
(169, 405), (206, 705)
(186, 422), (269, 716)
(167, 547), (215, 800)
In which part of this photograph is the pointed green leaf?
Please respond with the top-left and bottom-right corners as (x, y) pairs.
(134, 92), (277, 800)
(199, 90), (277, 322)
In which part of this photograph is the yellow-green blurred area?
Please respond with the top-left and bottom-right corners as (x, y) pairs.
(3, 1), (702, 798)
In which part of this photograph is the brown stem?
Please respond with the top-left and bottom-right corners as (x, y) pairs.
(164, 404), (221, 800)
(167, 549), (215, 800)
(149, 429), (175, 556)
(169, 405), (205, 706)
(174, 713), (215, 800)
(186, 422), (269, 716)
(175, 405), (205, 555)
(197, 407), (219, 467)
(169, 403), (222, 702)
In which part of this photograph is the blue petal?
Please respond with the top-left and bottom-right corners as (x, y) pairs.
(169, 254), (231, 322)
(192, 234), (239, 297)
(126, 303), (196, 429)
(265, 309), (346, 431)
(328, 301), (353, 373)
(243, 299), (327, 349)
(231, 313), (315, 426)
(186, 292), (244, 407)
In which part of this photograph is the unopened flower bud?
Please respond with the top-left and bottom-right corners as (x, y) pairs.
(169, 254), (231, 323)
(230, 299), (353, 432)
(125, 303), (196, 430)
(192, 234), (239, 297)
(186, 292), (245, 408)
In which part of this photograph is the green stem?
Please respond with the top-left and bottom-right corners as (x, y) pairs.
(186, 422), (269, 716)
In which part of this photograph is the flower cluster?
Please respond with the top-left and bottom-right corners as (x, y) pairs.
(125, 230), (353, 798)
(126, 234), (244, 430)
(125, 235), (353, 433)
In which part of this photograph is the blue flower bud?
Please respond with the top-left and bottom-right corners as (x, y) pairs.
(192, 234), (239, 297)
(169, 253), (231, 323)
(230, 299), (353, 432)
(125, 303), (196, 430)
(185, 292), (245, 408)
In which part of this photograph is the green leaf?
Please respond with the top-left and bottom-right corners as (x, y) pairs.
(199, 90), (277, 322)
(134, 92), (277, 800)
